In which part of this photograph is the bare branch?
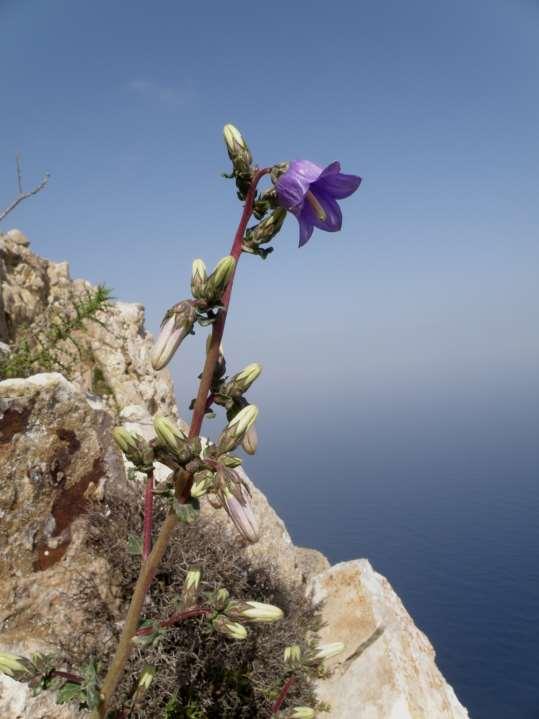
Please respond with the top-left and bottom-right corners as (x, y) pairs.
(16, 153), (23, 194)
(0, 161), (50, 225)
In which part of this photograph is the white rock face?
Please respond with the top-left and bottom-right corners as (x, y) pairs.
(0, 230), (177, 419)
(310, 560), (470, 719)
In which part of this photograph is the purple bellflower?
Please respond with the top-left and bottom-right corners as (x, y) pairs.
(275, 160), (361, 247)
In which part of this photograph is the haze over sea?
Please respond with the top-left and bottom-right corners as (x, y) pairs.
(1, 0), (538, 716)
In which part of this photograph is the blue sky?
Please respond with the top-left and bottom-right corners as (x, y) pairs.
(1, 0), (538, 432)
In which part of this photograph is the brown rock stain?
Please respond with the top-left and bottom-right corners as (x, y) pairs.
(34, 428), (104, 571)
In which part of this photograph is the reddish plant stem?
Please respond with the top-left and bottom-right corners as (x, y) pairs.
(142, 471), (154, 561)
(51, 670), (83, 684)
(93, 167), (271, 718)
(271, 675), (296, 714)
(135, 606), (212, 636)
(188, 167), (271, 443)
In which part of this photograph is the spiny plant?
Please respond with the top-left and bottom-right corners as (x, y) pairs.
(1, 125), (361, 717)
(0, 284), (112, 381)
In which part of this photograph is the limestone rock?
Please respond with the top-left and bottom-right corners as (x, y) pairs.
(0, 230), (176, 419)
(310, 560), (470, 719)
(0, 372), (138, 719)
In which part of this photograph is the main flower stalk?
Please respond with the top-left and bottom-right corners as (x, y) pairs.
(92, 167), (270, 718)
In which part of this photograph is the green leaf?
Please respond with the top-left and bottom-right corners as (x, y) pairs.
(173, 497), (200, 525)
(57, 682), (84, 705)
(127, 534), (143, 555)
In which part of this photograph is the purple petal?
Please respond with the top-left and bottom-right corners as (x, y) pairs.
(314, 171), (362, 200)
(298, 216), (314, 247)
(319, 161), (342, 177)
(305, 188), (342, 232)
(275, 160), (324, 211)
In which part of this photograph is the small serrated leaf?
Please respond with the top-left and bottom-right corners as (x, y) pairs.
(56, 682), (84, 705)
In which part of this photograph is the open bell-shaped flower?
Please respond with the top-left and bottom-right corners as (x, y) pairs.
(275, 160), (361, 247)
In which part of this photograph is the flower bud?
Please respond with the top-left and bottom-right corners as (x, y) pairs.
(151, 300), (197, 370)
(137, 664), (156, 692)
(191, 469), (215, 498)
(225, 600), (283, 623)
(180, 568), (201, 609)
(217, 404), (259, 454)
(211, 587), (230, 611)
(222, 486), (259, 544)
(284, 645), (302, 665)
(241, 423), (258, 455)
(112, 428), (154, 472)
(191, 258), (208, 300)
(154, 416), (187, 454)
(212, 615), (248, 640)
(206, 256), (236, 302)
(228, 362), (262, 395)
(223, 123), (252, 172)
(112, 427), (139, 454)
(0, 651), (27, 678)
(288, 708), (315, 719)
(246, 207), (287, 246)
(307, 642), (345, 665)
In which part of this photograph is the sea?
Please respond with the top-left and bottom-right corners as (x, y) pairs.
(250, 379), (539, 719)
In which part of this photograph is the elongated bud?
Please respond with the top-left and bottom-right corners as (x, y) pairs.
(151, 300), (197, 370)
(307, 642), (345, 665)
(113, 428), (153, 472)
(223, 124), (252, 172)
(284, 645), (302, 665)
(137, 664), (156, 692)
(228, 362), (262, 395)
(0, 651), (28, 677)
(241, 423), (258, 455)
(246, 207), (287, 246)
(225, 600), (283, 623)
(217, 404), (259, 454)
(191, 469), (215, 498)
(191, 258), (208, 300)
(222, 486), (259, 543)
(180, 568), (201, 609)
(288, 708), (316, 719)
(206, 256), (236, 302)
(212, 615), (248, 640)
(112, 427), (139, 454)
(210, 587), (230, 611)
(154, 416), (187, 453)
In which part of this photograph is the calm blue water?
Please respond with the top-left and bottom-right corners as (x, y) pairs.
(248, 380), (539, 719)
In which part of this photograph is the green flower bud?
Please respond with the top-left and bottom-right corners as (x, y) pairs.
(246, 207), (287, 246)
(137, 664), (156, 691)
(180, 568), (202, 609)
(0, 651), (27, 678)
(206, 256), (236, 302)
(113, 428), (153, 472)
(223, 124), (252, 172)
(227, 362), (262, 395)
(191, 469), (215, 498)
(225, 600), (283, 623)
(112, 427), (139, 454)
(191, 258), (208, 300)
(211, 587), (230, 611)
(212, 615), (248, 640)
(154, 416), (187, 454)
(217, 404), (259, 454)
(283, 644), (302, 665)
(288, 708), (315, 719)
